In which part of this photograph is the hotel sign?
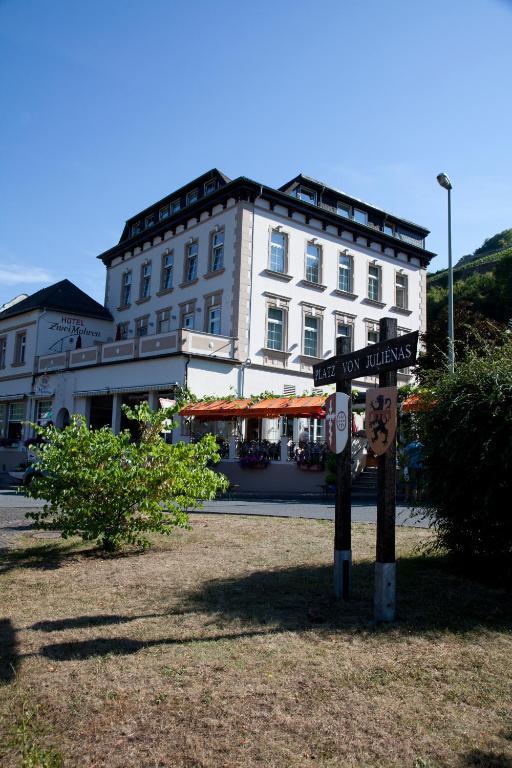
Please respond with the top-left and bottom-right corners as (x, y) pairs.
(313, 330), (419, 386)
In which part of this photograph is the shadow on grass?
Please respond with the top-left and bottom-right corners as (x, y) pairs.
(0, 618), (18, 683)
(0, 540), (149, 576)
(33, 553), (512, 664)
(182, 555), (512, 635)
(462, 750), (512, 767)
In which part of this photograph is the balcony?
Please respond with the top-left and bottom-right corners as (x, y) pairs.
(37, 352), (68, 372)
(37, 329), (236, 373)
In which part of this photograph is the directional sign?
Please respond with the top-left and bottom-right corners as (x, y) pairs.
(325, 392), (350, 454)
(313, 330), (418, 386)
(365, 386), (397, 456)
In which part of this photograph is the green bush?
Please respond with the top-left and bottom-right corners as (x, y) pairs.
(417, 342), (512, 580)
(25, 402), (228, 551)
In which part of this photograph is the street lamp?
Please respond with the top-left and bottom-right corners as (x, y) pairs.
(436, 172), (454, 373)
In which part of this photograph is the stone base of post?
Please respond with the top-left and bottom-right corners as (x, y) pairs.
(374, 562), (396, 622)
(334, 549), (351, 600)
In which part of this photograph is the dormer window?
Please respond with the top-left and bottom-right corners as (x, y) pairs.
(186, 189), (198, 206)
(383, 222), (394, 236)
(354, 209), (368, 225)
(337, 202), (350, 218)
(131, 221), (142, 237)
(170, 199), (181, 214)
(159, 205), (170, 220)
(204, 180), (217, 195)
(295, 186), (317, 205)
(145, 213), (156, 228)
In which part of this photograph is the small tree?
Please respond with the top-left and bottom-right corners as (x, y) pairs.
(417, 342), (512, 580)
(25, 402), (228, 551)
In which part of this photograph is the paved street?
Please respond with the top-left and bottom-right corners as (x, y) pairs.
(0, 488), (429, 549)
(198, 498), (428, 527)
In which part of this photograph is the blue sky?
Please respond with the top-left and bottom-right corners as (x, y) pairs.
(1, 0), (511, 306)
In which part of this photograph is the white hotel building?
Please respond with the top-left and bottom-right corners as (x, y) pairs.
(0, 168), (434, 471)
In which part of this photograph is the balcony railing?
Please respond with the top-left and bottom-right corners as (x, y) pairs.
(37, 329), (236, 373)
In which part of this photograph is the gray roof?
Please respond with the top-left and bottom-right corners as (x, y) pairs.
(0, 279), (112, 321)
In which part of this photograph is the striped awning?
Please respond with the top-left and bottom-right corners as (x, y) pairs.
(73, 383), (179, 397)
(180, 395), (327, 420)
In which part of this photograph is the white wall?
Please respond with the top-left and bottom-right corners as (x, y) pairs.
(248, 203), (422, 384)
(106, 204), (239, 339)
(0, 309), (40, 380)
(36, 310), (113, 354)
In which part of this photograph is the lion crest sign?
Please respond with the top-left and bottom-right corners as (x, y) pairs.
(365, 387), (397, 456)
(325, 393), (350, 454)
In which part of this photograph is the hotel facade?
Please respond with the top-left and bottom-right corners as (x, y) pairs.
(0, 168), (434, 470)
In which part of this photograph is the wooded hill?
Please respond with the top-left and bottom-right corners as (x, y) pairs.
(418, 230), (512, 376)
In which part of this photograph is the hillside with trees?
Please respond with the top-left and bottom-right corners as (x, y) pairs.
(418, 232), (512, 377)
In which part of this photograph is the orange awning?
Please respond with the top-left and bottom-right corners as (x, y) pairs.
(180, 399), (252, 419)
(402, 393), (434, 413)
(245, 396), (326, 418)
(180, 396), (327, 420)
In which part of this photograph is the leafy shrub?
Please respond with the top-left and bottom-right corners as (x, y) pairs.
(417, 342), (512, 580)
(24, 402), (228, 551)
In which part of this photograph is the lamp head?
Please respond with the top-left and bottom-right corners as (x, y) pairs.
(437, 172), (452, 190)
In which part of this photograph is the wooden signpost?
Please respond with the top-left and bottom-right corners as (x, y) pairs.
(313, 320), (419, 621)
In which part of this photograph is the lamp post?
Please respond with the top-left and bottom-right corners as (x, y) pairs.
(436, 172), (454, 373)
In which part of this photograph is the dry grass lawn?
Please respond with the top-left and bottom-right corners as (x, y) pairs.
(0, 515), (511, 768)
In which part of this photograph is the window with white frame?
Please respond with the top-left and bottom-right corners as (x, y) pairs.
(354, 208), (368, 225)
(37, 400), (52, 424)
(303, 315), (319, 357)
(135, 316), (149, 337)
(8, 402), (24, 441)
(308, 417), (325, 442)
(338, 252), (353, 293)
(207, 306), (221, 335)
(14, 332), (26, 364)
(159, 204), (170, 220)
(121, 271), (132, 306)
(186, 189), (198, 205)
(395, 272), (408, 309)
(210, 231), (224, 272)
(336, 320), (353, 351)
(0, 337), (6, 368)
(204, 180), (217, 195)
(140, 262), (151, 299)
(156, 308), (171, 334)
(266, 307), (284, 351)
(305, 243), (321, 284)
(170, 199), (181, 214)
(366, 322), (379, 345)
(117, 322), (129, 340)
(161, 252), (174, 290)
(337, 202), (350, 218)
(269, 230), (287, 273)
(296, 186), (317, 205)
(183, 312), (195, 330)
(185, 242), (198, 282)
(368, 264), (381, 302)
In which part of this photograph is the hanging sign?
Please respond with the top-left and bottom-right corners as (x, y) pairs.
(325, 392), (350, 454)
(365, 387), (397, 456)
